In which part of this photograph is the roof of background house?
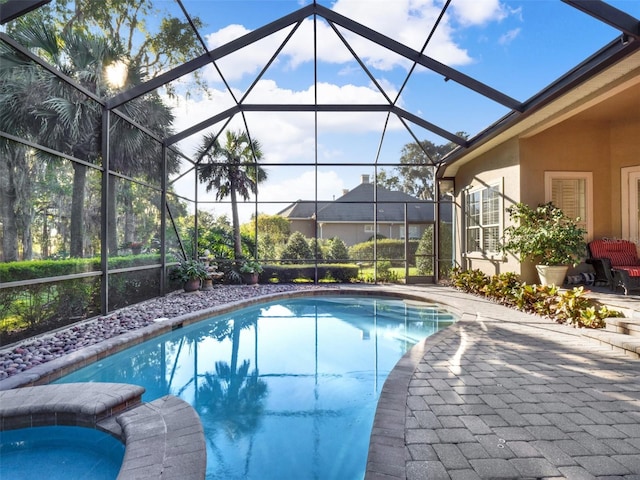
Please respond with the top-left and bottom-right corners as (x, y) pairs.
(278, 175), (451, 223)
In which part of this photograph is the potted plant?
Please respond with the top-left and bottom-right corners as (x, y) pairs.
(239, 259), (263, 285)
(172, 258), (210, 292)
(502, 202), (586, 286)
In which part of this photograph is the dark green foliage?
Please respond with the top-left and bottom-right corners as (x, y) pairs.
(0, 258), (100, 281)
(1, 276), (102, 346)
(449, 268), (623, 328)
(416, 227), (434, 275)
(502, 202), (587, 266)
(327, 237), (349, 262)
(260, 264), (359, 283)
(0, 255), (162, 282)
(169, 258), (209, 283)
(349, 239), (419, 264)
(307, 237), (324, 261)
(108, 268), (162, 310)
(280, 232), (313, 264)
(0, 256), (166, 345)
(376, 260), (398, 283)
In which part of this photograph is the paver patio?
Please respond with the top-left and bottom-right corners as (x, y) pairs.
(365, 285), (640, 480)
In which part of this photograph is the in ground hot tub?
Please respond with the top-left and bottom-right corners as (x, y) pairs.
(0, 425), (124, 480)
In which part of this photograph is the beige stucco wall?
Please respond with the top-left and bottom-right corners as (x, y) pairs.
(454, 138), (521, 278)
(520, 120), (613, 240)
(451, 61), (640, 283)
(610, 118), (640, 236)
(320, 222), (426, 246)
(288, 219), (315, 239)
(454, 115), (639, 283)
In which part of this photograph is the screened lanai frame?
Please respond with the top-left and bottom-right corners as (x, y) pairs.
(0, 0), (638, 323)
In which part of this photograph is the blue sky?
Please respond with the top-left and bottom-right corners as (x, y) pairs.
(154, 0), (640, 220)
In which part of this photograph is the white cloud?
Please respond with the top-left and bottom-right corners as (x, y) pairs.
(165, 79), (402, 163)
(258, 169), (346, 203)
(499, 28), (521, 46)
(450, 0), (508, 26)
(203, 0), (480, 84)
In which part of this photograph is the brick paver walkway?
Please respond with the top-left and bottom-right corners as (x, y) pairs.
(365, 286), (640, 480)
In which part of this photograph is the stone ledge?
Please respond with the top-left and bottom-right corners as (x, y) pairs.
(0, 383), (144, 429)
(116, 395), (206, 480)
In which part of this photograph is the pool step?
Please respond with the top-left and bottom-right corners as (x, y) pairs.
(116, 394), (206, 480)
(605, 318), (640, 338)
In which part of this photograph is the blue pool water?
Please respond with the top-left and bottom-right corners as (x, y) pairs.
(0, 426), (124, 480)
(56, 295), (456, 479)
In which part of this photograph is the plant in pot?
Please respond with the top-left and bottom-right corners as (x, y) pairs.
(239, 259), (263, 285)
(502, 202), (586, 286)
(172, 258), (210, 292)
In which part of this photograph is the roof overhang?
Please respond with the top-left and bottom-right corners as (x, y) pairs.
(440, 38), (640, 178)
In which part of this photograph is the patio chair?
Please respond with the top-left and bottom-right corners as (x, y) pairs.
(587, 239), (640, 295)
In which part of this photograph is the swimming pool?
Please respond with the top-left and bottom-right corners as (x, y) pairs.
(0, 425), (125, 480)
(55, 295), (456, 479)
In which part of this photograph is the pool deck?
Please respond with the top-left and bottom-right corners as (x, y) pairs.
(1, 284), (640, 479)
(364, 285), (640, 480)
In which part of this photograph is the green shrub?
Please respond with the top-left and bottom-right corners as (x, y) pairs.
(261, 264), (358, 283)
(416, 232), (434, 275)
(307, 237), (325, 261)
(280, 232), (313, 264)
(349, 239), (419, 264)
(327, 237), (349, 262)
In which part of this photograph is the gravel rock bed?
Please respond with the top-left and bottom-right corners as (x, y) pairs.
(0, 284), (330, 380)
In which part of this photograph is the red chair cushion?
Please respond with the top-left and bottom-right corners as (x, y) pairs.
(615, 266), (640, 277)
(589, 239), (640, 268)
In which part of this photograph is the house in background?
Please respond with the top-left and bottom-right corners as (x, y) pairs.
(278, 174), (442, 246)
(439, 41), (640, 284)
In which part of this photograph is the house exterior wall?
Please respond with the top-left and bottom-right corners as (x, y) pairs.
(319, 222), (427, 247)
(520, 120), (612, 239)
(288, 219), (315, 239)
(454, 138), (521, 278)
(455, 115), (639, 284)
(610, 118), (640, 237)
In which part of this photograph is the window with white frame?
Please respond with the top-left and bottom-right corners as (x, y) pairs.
(544, 172), (592, 239)
(465, 183), (501, 254)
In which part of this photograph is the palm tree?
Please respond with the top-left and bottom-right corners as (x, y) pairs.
(1, 15), (179, 257)
(196, 130), (267, 260)
(1, 16), (120, 257)
(105, 87), (179, 255)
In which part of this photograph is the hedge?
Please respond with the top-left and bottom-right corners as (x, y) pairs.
(260, 264), (359, 283)
(349, 239), (419, 265)
(0, 254), (163, 282)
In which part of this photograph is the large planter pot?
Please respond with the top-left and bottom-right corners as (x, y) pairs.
(536, 265), (569, 286)
(183, 278), (201, 292)
(242, 272), (259, 285)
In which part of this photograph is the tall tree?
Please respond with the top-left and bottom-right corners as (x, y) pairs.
(197, 131), (267, 260)
(53, 0), (204, 93)
(1, 15), (179, 258)
(105, 90), (178, 255)
(377, 135), (467, 200)
(1, 16), (121, 257)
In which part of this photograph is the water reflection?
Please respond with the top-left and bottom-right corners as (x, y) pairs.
(56, 296), (455, 480)
(197, 314), (268, 441)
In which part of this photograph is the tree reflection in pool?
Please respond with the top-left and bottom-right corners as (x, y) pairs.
(55, 295), (456, 480)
